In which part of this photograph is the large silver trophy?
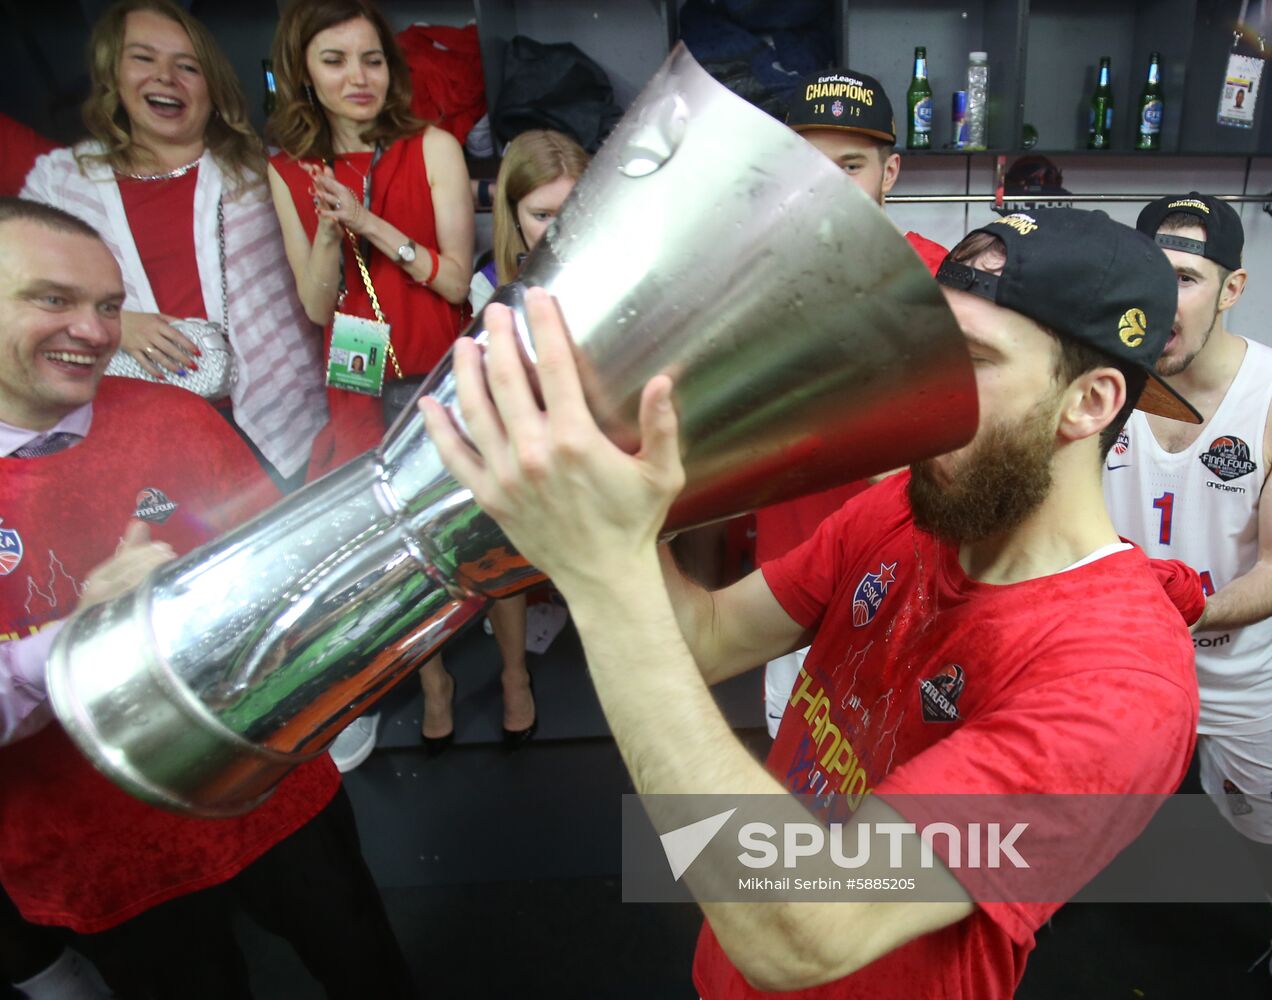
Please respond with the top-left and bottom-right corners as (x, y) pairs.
(48, 46), (977, 816)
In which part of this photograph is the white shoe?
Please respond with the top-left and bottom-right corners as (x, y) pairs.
(328, 713), (380, 773)
(13, 948), (112, 999)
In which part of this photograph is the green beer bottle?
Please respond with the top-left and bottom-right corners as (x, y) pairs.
(1136, 52), (1163, 150)
(907, 47), (933, 149)
(1088, 57), (1114, 149)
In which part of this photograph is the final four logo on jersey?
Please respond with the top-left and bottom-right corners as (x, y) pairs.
(1200, 436), (1257, 483)
(852, 561), (897, 628)
(0, 519), (22, 576)
(134, 488), (178, 524)
(920, 664), (965, 722)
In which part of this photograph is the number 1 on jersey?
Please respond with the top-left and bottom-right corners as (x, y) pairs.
(1153, 491), (1174, 545)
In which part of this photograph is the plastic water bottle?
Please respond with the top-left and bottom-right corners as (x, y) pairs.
(966, 52), (989, 150)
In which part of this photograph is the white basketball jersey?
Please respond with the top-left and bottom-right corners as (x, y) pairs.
(1104, 337), (1272, 735)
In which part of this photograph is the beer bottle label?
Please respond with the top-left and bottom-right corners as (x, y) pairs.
(913, 97), (933, 132)
(1140, 99), (1162, 134)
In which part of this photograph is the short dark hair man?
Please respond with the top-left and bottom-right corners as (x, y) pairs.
(758, 68), (950, 737)
(1105, 193), (1272, 886)
(422, 208), (1202, 997)
(0, 197), (412, 997)
(784, 67), (946, 269)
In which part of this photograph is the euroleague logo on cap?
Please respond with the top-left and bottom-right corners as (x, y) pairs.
(1168, 198), (1210, 214)
(1118, 308), (1147, 348)
(993, 213), (1038, 236)
(804, 76), (875, 106)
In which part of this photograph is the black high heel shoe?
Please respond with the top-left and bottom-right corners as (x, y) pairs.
(420, 669), (455, 757)
(502, 676), (537, 751)
(420, 731), (454, 758)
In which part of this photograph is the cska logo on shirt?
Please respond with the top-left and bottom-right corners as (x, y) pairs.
(0, 519), (22, 576)
(1200, 436), (1257, 482)
(920, 664), (965, 722)
(1113, 429), (1129, 456)
(851, 561), (897, 628)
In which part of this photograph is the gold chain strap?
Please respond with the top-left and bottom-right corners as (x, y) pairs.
(346, 229), (403, 379)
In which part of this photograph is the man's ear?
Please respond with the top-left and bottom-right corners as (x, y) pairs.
(1219, 267), (1248, 313)
(1059, 367), (1126, 446)
(880, 152), (901, 198)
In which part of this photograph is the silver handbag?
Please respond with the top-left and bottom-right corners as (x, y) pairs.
(106, 318), (236, 399)
(105, 198), (238, 400)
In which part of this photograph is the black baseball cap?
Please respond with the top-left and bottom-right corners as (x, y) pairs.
(785, 68), (895, 144)
(1136, 192), (1244, 272)
(935, 208), (1202, 424)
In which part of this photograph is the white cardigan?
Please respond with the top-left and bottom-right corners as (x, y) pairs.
(22, 144), (328, 477)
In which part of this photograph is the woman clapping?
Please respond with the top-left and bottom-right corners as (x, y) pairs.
(267, 0), (473, 479)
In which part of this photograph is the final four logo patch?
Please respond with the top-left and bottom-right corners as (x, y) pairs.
(1200, 436), (1257, 482)
(0, 519), (22, 576)
(134, 488), (178, 525)
(921, 664), (965, 722)
(851, 561), (897, 628)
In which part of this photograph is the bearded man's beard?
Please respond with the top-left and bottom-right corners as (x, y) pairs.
(1156, 292), (1221, 378)
(908, 397), (1059, 543)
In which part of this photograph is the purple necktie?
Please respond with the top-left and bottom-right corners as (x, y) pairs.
(10, 431), (81, 458)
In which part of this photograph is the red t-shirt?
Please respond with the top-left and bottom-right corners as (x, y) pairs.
(753, 232), (948, 564)
(116, 167), (207, 319)
(0, 379), (340, 933)
(905, 229), (948, 274)
(693, 473), (1198, 999)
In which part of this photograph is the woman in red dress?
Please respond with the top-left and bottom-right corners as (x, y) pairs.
(267, 0), (481, 764)
(267, 0), (473, 480)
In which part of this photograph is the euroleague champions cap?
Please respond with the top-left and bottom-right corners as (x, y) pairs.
(785, 68), (896, 144)
(1135, 192), (1244, 272)
(935, 208), (1202, 424)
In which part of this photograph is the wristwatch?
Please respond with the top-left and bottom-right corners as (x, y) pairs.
(396, 239), (417, 265)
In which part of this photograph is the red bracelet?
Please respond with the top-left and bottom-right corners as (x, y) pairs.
(425, 247), (440, 285)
